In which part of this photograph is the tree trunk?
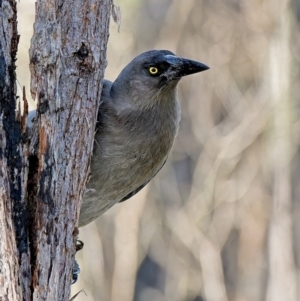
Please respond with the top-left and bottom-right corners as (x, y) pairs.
(0, 0), (112, 300)
(0, 1), (24, 299)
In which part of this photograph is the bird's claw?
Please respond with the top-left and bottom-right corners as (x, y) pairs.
(72, 239), (84, 284)
(76, 239), (84, 252)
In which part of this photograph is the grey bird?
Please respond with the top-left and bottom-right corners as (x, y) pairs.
(28, 50), (209, 227)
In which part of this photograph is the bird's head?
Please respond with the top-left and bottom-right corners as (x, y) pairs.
(111, 50), (209, 107)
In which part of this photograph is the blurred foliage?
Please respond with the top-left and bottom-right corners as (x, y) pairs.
(17, 0), (300, 300)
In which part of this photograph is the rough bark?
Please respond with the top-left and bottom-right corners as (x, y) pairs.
(28, 0), (111, 300)
(0, 0), (24, 300)
(0, 0), (112, 300)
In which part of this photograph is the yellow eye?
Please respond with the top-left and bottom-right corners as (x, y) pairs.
(149, 67), (159, 75)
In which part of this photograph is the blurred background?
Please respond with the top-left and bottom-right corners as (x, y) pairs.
(17, 0), (300, 300)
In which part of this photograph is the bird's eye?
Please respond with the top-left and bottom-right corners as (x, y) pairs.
(149, 67), (159, 75)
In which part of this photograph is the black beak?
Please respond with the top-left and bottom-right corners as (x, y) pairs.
(165, 55), (209, 79)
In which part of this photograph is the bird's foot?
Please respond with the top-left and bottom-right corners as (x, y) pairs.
(72, 240), (84, 284)
(76, 239), (84, 252)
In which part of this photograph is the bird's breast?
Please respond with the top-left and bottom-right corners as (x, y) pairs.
(80, 100), (180, 226)
(91, 101), (179, 187)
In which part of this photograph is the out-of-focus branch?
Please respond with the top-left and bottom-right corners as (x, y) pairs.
(266, 2), (296, 300)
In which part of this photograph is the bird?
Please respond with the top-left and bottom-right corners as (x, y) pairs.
(28, 50), (209, 227)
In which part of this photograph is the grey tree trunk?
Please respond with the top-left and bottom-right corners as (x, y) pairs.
(0, 0), (112, 300)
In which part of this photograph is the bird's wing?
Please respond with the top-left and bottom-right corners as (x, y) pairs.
(119, 157), (167, 202)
